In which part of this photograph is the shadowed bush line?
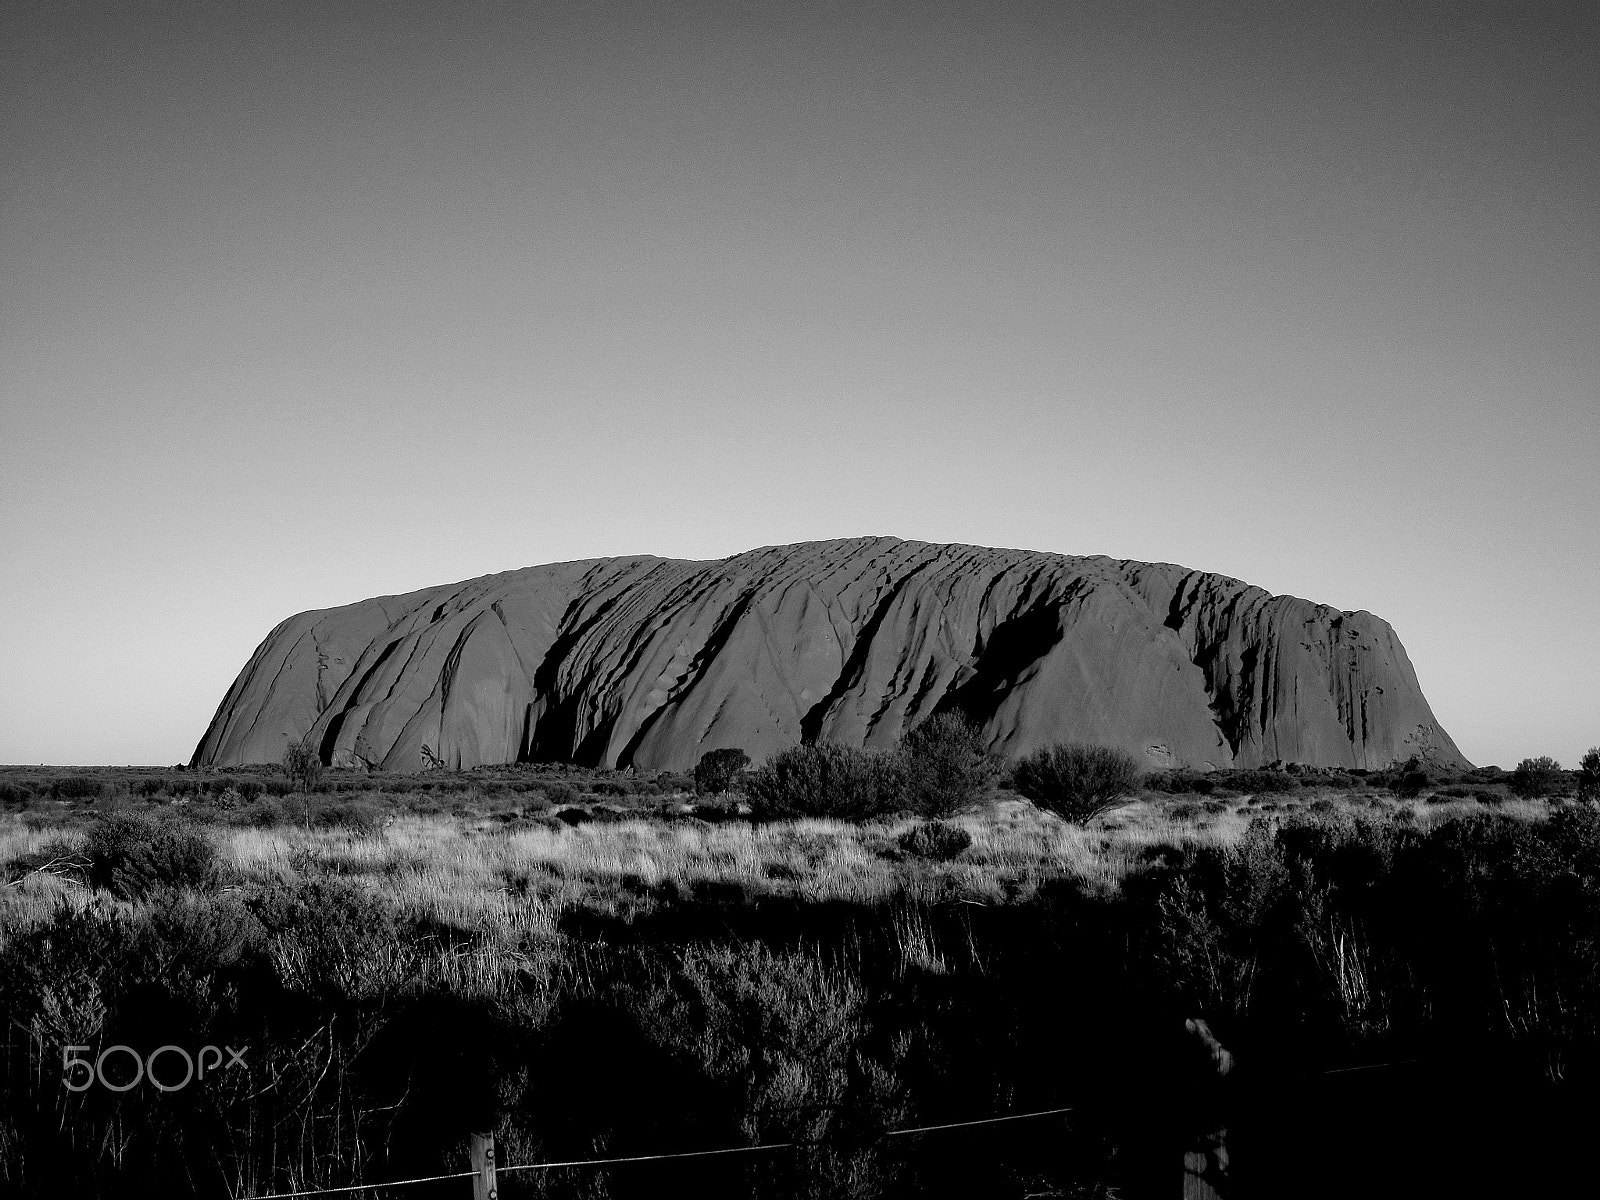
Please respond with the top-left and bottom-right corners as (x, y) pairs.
(4, 801), (1600, 1196)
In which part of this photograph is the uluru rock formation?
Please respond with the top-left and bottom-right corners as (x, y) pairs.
(193, 538), (1470, 774)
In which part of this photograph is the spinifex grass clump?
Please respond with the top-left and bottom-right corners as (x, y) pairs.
(896, 821), (973, 861)
(1011, 744), (1142, 823)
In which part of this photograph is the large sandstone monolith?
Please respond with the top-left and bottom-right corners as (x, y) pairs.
(192, 537), (1470, 773)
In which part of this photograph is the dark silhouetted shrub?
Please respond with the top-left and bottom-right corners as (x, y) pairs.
(1012, 743), (1142, 823)
(282, 739), (325, 793)
(1146, 769), (1223, 794)
(1579, 748), (1600, 804)
(247, 878), (408, 999)
(245, 797), (289, 826)
(652, 771), (695, 795)
(1394, 770), (1430, 799)
(52, 776), (102, 800)
(84, 813), (219, 899)
(897, 821), (973, 861)
(691, 800), (741, 822)
(694, 748), (751, 795)
(744, 743), (901, 821)
(542, 782), (579, 807)
(1228, 769), (1295, 797)
(131, 890), (262, 995)
(1511, 756), (1564, 798)
(896, 712), (995, 817)
(314, 796), (388, 835)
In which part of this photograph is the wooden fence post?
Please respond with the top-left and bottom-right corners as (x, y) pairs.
(1181, 1018), (1231, 1198)
(470, 1132), (498, 1200)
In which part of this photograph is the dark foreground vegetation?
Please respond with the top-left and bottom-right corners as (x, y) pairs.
(2, 746), (1599, 1198)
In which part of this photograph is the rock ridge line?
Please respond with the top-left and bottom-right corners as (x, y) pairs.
(192, 537), (1470, 773)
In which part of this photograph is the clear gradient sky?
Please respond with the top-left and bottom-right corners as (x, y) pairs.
(2, 1), (1596, 769)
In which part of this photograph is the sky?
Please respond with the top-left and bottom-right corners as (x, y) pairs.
(2, 0), (1596, 769)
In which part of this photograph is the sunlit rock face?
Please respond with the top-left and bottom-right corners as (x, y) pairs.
(193, 537), (1470, 773)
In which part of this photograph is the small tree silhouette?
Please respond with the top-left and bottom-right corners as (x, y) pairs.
(1577, 747), (1600, 803)
(1510, 756), (1564, 799)
(897, 711), (995, 817)
(694, 748), (750, 796)
(282, 739), (324, 829)
(1012, 743), (1142, 824)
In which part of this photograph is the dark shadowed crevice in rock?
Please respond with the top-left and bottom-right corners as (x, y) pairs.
(941, 602), (1066, 730)
(798, 559), (935, 745)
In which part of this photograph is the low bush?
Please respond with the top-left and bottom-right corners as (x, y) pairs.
(314, 797), (388, 835)
(691, 800), (741, 823)
(542, 782), (580, 807)
(896, 712), (995, 817)
(52, 776), (103, 801)
(744, 743), (901, 821)
(247, 878), (409, 999)
(1510, 756), (1565, 799)
(242, 797), (290, 826)
(1144, 771), (1216, 795)
(1226, 769), (1296, 797)
(282, 740), (325, 793)
(84, 812), (219, 899)
(653, 771), (695, 795)
(694, 748), (751, 795)
(1393, 770), (1430, 799)
(1012, 743), (1142, 823)
(1578, 747), (1600, 804)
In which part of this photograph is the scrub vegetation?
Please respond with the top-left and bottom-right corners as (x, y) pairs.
(1, 742), (1597, 1197)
